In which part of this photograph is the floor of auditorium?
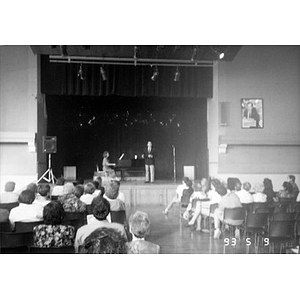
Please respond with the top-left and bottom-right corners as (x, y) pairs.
(127, 203), (270, 254)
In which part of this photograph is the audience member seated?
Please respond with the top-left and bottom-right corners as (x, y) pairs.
(0, 181), (19, 204)
(9, 189), (44, 230)
(115, 179), (125, 202)
(186, 178), (223, 231)
(58, 183), (86, 213)
(278, 181), (294, 199)
(74, 195), (127, 253)
(236, 182), (254, 204)
(33, 201), (75, 248)
(162, 177), (193, 215)
(263, 178), (276, 203)
(94, 176), (105, 196)
(27, 182), (37, 195)
(73, 178), (84, 186)
(80, 227), (127, 254)
(287, 175), (299, 198)
(252, 183), (267, 202)
(126, 211), (160, 254)
(0, 208), (9, 223)
(92, 180), (101, 197)
(103, 180), (126, 211)
(34, 184), (51, 207)
(80, 182), (96, 205)
(214, 178), (242, 239)
(51, 177), (65, 197)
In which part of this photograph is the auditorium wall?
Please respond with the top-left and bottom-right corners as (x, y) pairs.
(0, 46), (38, 192)
(208, 45), (300, 190)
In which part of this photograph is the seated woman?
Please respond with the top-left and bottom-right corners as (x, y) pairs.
(252, 183), (267, 202)
(126, 211), (160, 254)
(80, 182), (96, 205)
(103, 180), (126, 212)
(33, 201), (75, 248)
(58, 182), (86, 213)
(80, 227), (127, 254)
(102, 151), (116, 177)
(263, 178), (276, 203)
(162, 177), (193, 215)
(278, 181), (294, 199)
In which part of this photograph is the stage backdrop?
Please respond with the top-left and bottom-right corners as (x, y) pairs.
(45, 95), (208, 180)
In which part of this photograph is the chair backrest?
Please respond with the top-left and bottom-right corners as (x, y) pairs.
(62, 212), (87, 230)
(278, 197), (294, 204)
(0, 202), (19, 212)
(29, 246), (75, 254)
(272, 212), (296, 222)
(0, 221), (12, 232)
(224, 207), (246, 222)
(209, 203), (218, 214)
(110, 210), (127, 225)
(15, 221), (44, 233)
(255, 206), (275, 217)
(0, 231), (33, 253)
(268, 220), (295, 239)
(245, 213), (269, 229)
(296, 221), (300, 237)
(252, 202), (268, 213)
(293, 205), (300, 214)
(242, 203), (253, 214)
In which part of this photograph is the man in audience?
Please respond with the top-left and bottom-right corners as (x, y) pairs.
(103, 180), (126, 211)
(214, 178), (242, 239)
(80, 182), (96, 205)
(126, 211), (160, 254)
(74, 195), (127, 253)
(80, 227), (127, 254)
(236, 182), (253, 204)
(287, 175), (299, 198)
(26, 182), (37, 194)
(51, 177), (65, 197)
(0, 181), (19, 204)
(9, 189), (44, 230)
(34, 184), (51, 207)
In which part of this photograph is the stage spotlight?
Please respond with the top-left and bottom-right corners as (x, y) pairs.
(77, 64), (85, 80)
(191, 46), (199, 62)
(174, 67), (180, 82)
(219, 52), (225, 59)
(151, 66), (159, 81)
(100, 66), (107, 81)
(211, 46), (225, 60)
(60, 45), (68, 57)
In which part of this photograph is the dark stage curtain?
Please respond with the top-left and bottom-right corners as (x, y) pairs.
(45, 95), (208, 180)
(41, 55), (213, 98)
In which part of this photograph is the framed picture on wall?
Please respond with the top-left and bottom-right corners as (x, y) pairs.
(241, 98), (263, 128)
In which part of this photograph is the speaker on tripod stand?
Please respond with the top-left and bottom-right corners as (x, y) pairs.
(37, 136), (57, 184)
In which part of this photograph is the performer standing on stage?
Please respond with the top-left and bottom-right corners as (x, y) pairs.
(102, 151), (116, 177)
(142, 141), (156, 183)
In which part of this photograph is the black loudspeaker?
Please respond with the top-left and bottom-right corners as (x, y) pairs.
(42, 136), (57, 153)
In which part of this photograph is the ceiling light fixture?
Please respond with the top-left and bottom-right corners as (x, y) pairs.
(174, 66), (180, 82)
(77, 63), (85, 80)
(211, 46), (225, 60)
(151, 66), (159, 81)
(100, 66), (107, 81)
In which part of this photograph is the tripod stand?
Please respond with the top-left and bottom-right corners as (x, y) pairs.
(37, 153), (56, 184)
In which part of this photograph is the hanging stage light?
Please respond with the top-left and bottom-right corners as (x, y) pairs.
(100, 66), (107, 81)
(174, 66), (180, 82)
(60, 45), (68, 57)
(191, 46), (199, 62)
(211, 46), (225, 60)
(77, 63), (85, 80)
(151, 66), (159, 81)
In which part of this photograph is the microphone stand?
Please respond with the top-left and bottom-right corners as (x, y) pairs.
(172, 145), (176, 183)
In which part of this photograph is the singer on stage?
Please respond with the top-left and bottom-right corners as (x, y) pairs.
(142, 141), (156, 183)
(102, 151), (116, 177)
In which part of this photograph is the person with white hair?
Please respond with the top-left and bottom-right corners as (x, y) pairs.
(0, 181), (19, 204)
(252, 183), (267, 203)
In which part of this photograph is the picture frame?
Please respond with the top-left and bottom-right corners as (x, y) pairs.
(241, 98), (263, 129)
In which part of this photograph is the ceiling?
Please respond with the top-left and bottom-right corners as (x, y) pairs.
(31, 45), (242, 67)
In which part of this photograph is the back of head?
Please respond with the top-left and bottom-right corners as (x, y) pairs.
(242, 182), (251, 192)
(27, 183), (37, 194)
(96, 176), (102, 185)
(37, 184), (50, 197)
(56, 177), (65, 186)
(5, 181), (16, 192)
(43, 201), (65, 225)
(92, 180), (99, 190)
(215, 184), (227, 196)
(288, 175), (295, 183)
(227, 177), (238, 191)
(91, 195), (110, 220)
(104, 180), (119, 199)
(254, 183), (264, 193)
(185, 179), (193, 188)
(18, 189), (35, 204)
(263, 178), (273, 190)
(283, 181), (293, 194)
(63, 182), (75, 195)
(84, 182), (96, 195)
(83, 227), (127, 254)
(74, 184), (84, 198)
(129, 211), (151, 239)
